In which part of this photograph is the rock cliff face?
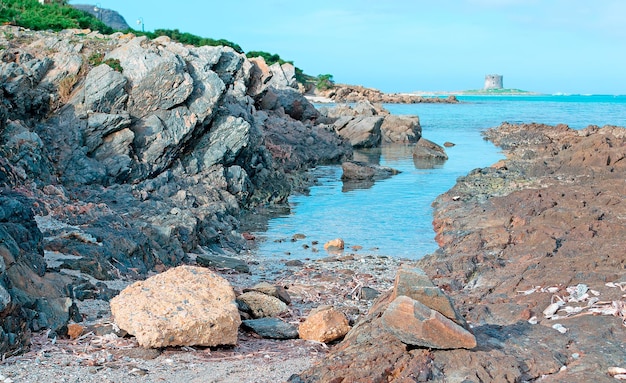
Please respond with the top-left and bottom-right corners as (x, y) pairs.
(0, 26), (351, 355)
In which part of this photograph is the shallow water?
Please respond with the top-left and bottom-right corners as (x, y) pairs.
(249, 95), (626, 260)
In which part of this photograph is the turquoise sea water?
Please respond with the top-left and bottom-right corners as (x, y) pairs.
(250, 95), (626, 260)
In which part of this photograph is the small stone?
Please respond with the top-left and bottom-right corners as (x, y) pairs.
(285, 260), (304, 267)
(237, 291), (288, 318)
(323, 238), (344, 250)
(299, 306), (351, 343)
(381, 296), (476, 349)
(443, 141), (456, 147)
(67, 323), (84, 339)
(242, 318), (299, 339)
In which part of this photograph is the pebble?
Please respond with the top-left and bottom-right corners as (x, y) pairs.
(552, 323), (568, 334)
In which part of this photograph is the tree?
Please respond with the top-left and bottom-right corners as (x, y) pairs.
(316, 74), (335, 91)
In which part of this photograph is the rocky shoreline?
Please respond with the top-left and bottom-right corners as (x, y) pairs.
(1, 25), (625, 383)
(294, 122), (626, 382)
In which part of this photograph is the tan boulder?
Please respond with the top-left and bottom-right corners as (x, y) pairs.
(110, 265), (241, 348)
(323, 238), (345, 250)
(237, 291), (288, 318)
(382, 295), (476, 349)
(299, 306), (351, 343)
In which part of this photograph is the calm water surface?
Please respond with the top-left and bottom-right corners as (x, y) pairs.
(250, 95), (626, 260)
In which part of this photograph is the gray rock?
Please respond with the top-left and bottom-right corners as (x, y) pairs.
(242, 318), (299, 339)
(70, 4), (130, 30)
(412, 138), (448, 160)
(196, 253), (250, 273)
(237, 291), (288, 318)
(83, 64), (128, 113)
(84, 112), (132, 153)
(381, 115), (421, 143)
(244, 282), (291, 305)
(341, 161), (399, 181)
(335, 116), (383, 148)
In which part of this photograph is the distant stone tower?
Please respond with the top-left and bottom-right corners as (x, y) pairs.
(484, 74), (503, 90)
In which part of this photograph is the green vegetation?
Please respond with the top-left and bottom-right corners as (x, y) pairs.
(136, 29), (243, 53)
(0, 0), (113, 33)
(0, 0), (332, 90)
(245, 50), (332, 89)
(315, 74), (335, 91)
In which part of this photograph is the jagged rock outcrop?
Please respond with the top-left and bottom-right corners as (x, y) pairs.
(0, 25), (351, 355)
(319, 101), (421, 147)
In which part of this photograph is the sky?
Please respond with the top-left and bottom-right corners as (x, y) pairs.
(70, 0), (626, 95)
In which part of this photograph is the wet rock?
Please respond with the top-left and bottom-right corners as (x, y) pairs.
(298, 306), (351, 343)
(381, 296), (476, 349)
(242, 318), (299, 339)
(244, 282), (291, 305)
(196, 253), (250, 273)
(412, 137), (448, 160)
(110, 266), (241, 348)
(237, 291), (288, 319)
(323, 238), (344, 251)
(340, 160), (400, 182)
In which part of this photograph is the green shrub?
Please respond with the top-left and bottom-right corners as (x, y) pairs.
(133, 28), (243, 53)
(0, 0), (114, 33)
(315, 74), (335, 91)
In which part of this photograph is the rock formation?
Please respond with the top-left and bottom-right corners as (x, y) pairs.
(319, 101), (422, 147)
(315, 84), (459, 104)
(0, 25), (350, 355)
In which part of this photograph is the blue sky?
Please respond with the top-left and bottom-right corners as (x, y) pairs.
(72, 1), (626, 94)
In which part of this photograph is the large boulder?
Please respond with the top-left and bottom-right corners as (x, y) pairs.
(381, 115), (421, 143)
(334, 116), (383, 148)
(412, 138), (448, 160)
(110, 265), (241, 348)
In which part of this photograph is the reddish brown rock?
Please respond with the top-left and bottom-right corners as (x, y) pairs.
(381, 296), (476, 349)
(391, 266), (467, 328)
(298, 306), (351, 343)
(295, 123), (626, 382)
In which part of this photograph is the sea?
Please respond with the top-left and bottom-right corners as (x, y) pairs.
(248, 94), (626, 261)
